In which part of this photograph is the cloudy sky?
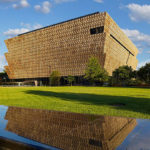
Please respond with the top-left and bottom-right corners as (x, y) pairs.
(0, 0), (150, 71)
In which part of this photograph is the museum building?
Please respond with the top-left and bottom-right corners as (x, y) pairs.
(5, 106), (136, 150)
(4, 12), (138, 83)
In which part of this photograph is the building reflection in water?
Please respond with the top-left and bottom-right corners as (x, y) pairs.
(4, 106), (137, 150)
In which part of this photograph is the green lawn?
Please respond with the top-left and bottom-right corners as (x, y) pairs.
(0, 86), (150, 119)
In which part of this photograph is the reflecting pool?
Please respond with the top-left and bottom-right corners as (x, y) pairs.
(0, 105), (150, 150)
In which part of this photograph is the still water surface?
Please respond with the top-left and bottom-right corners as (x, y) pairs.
(0, 105), (150, 150)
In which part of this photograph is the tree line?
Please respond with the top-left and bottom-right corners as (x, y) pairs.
(49, 56), (150, 86)
(0, 57), (148, 87)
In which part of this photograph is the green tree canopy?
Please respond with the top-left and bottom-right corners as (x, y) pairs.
(84, 56), (109, 85)
(0, 70), (8, 82)
(137, 63), (150, 84)
(112, 65), (134, 85)
(49, 71), (61, 86)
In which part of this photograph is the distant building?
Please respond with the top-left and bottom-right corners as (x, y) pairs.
(4, 12), (138, 83)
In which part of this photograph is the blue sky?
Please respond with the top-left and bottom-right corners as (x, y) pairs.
(0, 0), (150, 71)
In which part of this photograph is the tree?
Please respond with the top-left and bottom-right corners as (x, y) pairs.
(0, 70), (8, 82)
(49, 71), (61, 86)
(137, 63), (150, 84)
(84, 56), (109, 85)
(112, 65), (134, 86)
(66, 75), (75, 86)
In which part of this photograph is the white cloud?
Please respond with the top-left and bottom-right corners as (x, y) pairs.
(138, 59), (150, 69)
(4, 28), (30, 38)
(122, 28), (150, 53)
(122, 29), (150, 44)
(93, 0), (103, 3)
(0, 55), (7, 72)
(4, 23), (43, 38)
(54, 0), (75, 4)
(33, 24), (43, 29)
(127, 3), (150, 23)
(20, 22), (43, 30)
(0, 0), (29, 9)
(12, 0), (29, 9)
(34, 1), (51, 14)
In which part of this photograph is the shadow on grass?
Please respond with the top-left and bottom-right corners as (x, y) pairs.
(25, 90), (150, 115)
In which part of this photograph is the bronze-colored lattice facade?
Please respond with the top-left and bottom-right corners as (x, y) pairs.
(4, 12), (138, 79)
(5, 106), (137, 150)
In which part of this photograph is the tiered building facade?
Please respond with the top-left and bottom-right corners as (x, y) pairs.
(4, 12), (138, 81)
(5, 106), (137, 150)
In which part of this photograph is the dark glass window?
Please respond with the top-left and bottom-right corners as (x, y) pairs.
(90, 26), (104, 35)
(89, 139), (102, 147)
(97, 26), (104, 33)
(90, 28), (97, 35)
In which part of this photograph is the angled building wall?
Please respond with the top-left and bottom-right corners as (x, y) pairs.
(4, 12), (138, 79)
(5, 106), (137, 150)
(104, 13), (138, 74)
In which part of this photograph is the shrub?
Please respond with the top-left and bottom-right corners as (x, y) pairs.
(66, 75), (75, 86)
(49, 71), (61, 86)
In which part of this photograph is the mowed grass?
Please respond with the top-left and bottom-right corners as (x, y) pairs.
(0, 86), (150, 119)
